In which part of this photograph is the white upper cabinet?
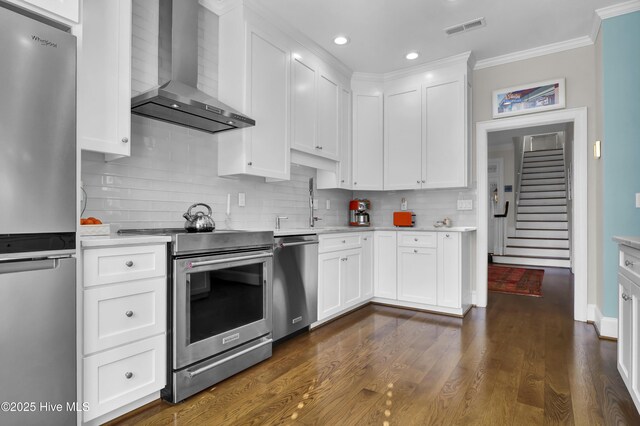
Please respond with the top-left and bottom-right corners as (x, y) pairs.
(78, 0), (132, 159)
(218, 8), (290, 180)
(384, 87), (422, 190)
(352, 91), (384, 190)
(8, 0), (79, 24)
(317, 71), (340, 159)
(338, 88), (353, 189)
(291, 50), (318, 154)
(423, 74), (468, 189)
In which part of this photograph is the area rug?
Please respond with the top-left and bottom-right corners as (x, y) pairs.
(488, 264), (544, 297)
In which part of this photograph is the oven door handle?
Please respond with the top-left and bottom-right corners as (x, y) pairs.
(188, 252), (273, 268)
(187, 338), (273, 379)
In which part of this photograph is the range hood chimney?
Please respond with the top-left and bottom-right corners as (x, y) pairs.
(131, 0), (255, 134)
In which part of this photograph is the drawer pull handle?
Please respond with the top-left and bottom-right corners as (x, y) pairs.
(622, 293), (631, 302)
(125, 372), (133, 379)
(125, 260), (134, 267)
(625, 260), (634, 267)
(125, 310), (134, 317)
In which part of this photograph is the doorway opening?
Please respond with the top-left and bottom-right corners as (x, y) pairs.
(476, 108), (588, 321)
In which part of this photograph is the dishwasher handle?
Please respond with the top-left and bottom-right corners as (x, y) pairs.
(276, 240), (319, 249)
(0, 258), (59, 275)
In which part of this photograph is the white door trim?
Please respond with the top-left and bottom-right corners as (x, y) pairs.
(476, 107), (588, 321)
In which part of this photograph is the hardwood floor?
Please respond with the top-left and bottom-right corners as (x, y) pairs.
(110, 267), (640, 425)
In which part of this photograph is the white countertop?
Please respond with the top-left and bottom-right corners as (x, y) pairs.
(613, 236), (640, 251)
(80, 234), (172, 248)
(273, 226), (476, 237)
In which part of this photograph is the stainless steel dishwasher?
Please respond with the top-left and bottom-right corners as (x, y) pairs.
(272, 234), (318, 341)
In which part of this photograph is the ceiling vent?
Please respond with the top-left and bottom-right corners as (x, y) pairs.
(444, 17), (486, 36)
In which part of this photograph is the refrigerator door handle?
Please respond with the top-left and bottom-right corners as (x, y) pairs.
(0, 258), (59, 275)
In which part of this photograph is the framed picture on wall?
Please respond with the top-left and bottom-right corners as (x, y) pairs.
(492, 78), (566, 118)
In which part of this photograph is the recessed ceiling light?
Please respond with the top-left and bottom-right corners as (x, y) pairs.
(406, 51), (419, 60)
(333, 35), (350, 45)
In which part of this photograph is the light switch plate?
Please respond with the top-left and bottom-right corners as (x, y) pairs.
(313, 198), (319, 210)
(457, 199), (473, 210)
(326, 200), (331, 210)
(238, 192), (246, 207)
(636, 193), (640, 208)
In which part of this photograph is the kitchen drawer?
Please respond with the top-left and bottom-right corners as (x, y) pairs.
(83, 334), (166, 421)
(84, 277), (166, 354)
(319, 233), (362, 253)
(398, 232), (437, 248)
(620, 245), (640, 287)
(84, 244), (166, 287)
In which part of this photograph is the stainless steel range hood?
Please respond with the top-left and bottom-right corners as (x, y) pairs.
(131, 0), (254, 134)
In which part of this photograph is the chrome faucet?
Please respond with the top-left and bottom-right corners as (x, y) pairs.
(275, 216), (288, 230)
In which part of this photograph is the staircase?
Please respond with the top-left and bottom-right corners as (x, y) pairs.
(493, 149), (570, 268)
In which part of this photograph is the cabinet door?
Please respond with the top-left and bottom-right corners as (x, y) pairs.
(318, 252), (342, 320)
(78, 0), (131, 158)
(339, 88), (352, 189)
(423, 76), (467, 188)
(291, 52), (317, 153)
(246, 28), (290, 179)
(343, 250), (362, 308)
(438, 232), (460, 308)
(384, 87), (422, 190)
(374, 231), (397, 299)
(361, 233), (374, 299)
(397, 247), (437, 305)
(353, 93), (384, 190)
(630, 283), (640, 407)
(317, 72), (340, 159)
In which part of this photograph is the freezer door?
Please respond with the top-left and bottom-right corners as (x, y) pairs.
(0, 6), (76, 234)
(0, 257), (76, 426)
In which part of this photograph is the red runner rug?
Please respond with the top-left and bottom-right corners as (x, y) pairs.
(488, 264), (544, 297)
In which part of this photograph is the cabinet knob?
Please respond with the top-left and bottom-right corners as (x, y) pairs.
(125, 260), (134, 267)
(445, 234), (450, 238)
(247, 162), (253, 166)
(414, 249), (418, 253)
(121, 137), (129, 143)
(422, 180), (426, 183)
(417, 180), (421, 184)
(125, 372), (133, 379)
(125, 310), (134, 317)
(625, 259), (634, 267)
(354, 182), (357, 185)
(342, 240), (346, 243)
(364, 237), (368, 241)
(341, 179), (345, 183)
(414, 238), (418, 242)
(622, 293), (631, 301)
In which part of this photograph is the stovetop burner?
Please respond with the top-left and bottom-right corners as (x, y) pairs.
(118, 228), (273, 256)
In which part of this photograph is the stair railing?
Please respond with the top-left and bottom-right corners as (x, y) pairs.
(514, 138), (527, 210)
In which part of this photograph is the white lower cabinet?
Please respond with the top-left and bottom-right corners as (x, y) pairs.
(438, 232), (462, 309)
(318, 247), (362, 320)
(617, 242), (640, 413)
(82, 243), (167, 423)
(361, 232), (374, 299)
(397, 246), (437, 305)
(374, 231), (398, 299)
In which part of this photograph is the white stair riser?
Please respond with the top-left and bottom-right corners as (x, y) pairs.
(524, 149), (563, 157)
(521, 178), (565, 185)
(505, 246), (570, 258)
(515, 229), (569, 238)
(517, 213), (567, 221)
(523, 155), (564, 163)
(492, 256), (570, 268)
(519, 198), (567, 206)
(507, 237), (570, 248)
(520, 191), (566, 199)
(521, 184), (566, 192)
(517, 221), (568, 230)
(523, 160), (564, 168)
(518, 205), (567, 213)
(522, 171), (565, 179)
(522, 165), (565, 173)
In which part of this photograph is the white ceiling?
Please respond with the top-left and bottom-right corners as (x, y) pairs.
(250, 0), (621, 74)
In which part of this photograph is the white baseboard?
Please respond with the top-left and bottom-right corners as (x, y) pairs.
(588, 303), (618, 339)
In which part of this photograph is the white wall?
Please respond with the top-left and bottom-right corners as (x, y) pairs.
(473, 45), (599, 305)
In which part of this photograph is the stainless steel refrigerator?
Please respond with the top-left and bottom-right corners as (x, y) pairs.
(0, 4), (77, 426)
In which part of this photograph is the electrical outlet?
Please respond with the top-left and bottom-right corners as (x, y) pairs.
(313, 198), (319, 210)
(457, 199), (473, 211)
(326, 200), (331, 210)
(401, 198), (408, 211)
(238, 192), (246, 207)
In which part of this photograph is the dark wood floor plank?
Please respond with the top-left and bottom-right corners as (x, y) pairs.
(108, 267), (640, 426)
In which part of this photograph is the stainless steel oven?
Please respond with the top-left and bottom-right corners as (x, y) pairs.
(118, 228), (274, 403)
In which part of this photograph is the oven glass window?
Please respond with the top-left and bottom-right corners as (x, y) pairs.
(187, 263), (264, 344)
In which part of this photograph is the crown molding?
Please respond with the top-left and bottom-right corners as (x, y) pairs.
(590, 11), (602, 42)
(351, 72), (385, 83)
(383, 51), (472, 82)
(474, 36), (593, 70)
(241, 0), (353, 78)
(596, 0), (640, 20)
(199, 0), (242, 16)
